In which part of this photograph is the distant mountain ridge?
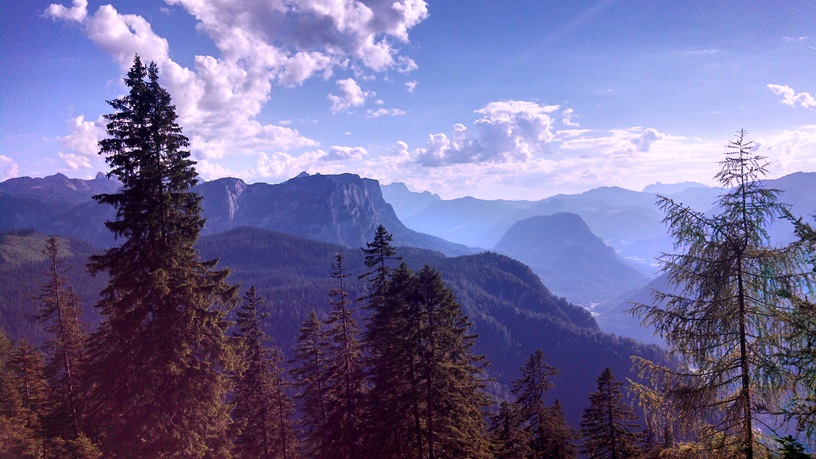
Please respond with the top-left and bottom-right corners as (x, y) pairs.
(494, 213), (649, 306)
(0, 172), (471, 257)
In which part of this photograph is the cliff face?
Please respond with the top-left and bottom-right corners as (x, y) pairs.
(0, 172), (471, 256)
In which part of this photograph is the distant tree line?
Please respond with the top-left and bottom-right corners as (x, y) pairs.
(0, 57), (814, 458)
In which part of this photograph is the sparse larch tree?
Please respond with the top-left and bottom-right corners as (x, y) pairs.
(631, 130), (815, 457)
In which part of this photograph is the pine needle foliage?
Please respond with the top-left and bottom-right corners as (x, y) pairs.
(631, 130), (815, 457)
(232, 286), (298, 459)
(580, 368), (643, 459)
(35, 237), (87, 447)
(321, 254), (366, 458)
(84, 55), (237, 457)
(290, 311), (329, 459)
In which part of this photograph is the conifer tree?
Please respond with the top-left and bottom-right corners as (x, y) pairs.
(84, 55), (237, 457)
(321, 254), (366, 458)
(489, 401), (532, 459)
(4, 340), (49, 457)
(0, 332), (44, 458)
(232, 287), (297, 459)
(511, 350), (576, 458)
(35, 237), (87, 449)
(631, 130), (814, 457)
(364, 262), (493, 458)
(290, 311), (329, 459)
(580, 368), (642, 459)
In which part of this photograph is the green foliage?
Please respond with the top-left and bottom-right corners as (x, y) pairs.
(776, 435), (811, 459)
(580, 368), (643, 459)
(84, 55), (237, 457)
(321, 254), (366, 458)
(232, 287), (298, 458)
(632, 130), (815, 456)
(490, 401), (532, 459)
(290, 311), (329, 459)
(364, 251), (494, 459)
(35, 237), (87, 447)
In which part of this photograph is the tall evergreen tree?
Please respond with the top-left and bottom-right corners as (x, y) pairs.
(580, 368), (642, 459)
(232, 287), (297, 459)
(489, 401), (532, 459)
(321, 254), (366, 458)
(511, 350), (576, 458)
(0, 333), (43, 458)
(290, 311), (329, 459)
(364, 262), (493, 459)
(4, 340), (49, 458)
(84, 55), (237, 457)
(35, 237), (87, 448)
(359, 224), (400, 308)
(631, 130), (814, 457)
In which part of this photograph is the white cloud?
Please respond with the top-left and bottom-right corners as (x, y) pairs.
(56, 115), (106, 170)
(418, 100), (559, 166)
(45, 0), (428, 173)
(320, 146), (368, 161)
(767, 84), (816, 109)
(405, 80), (418, 93)
(366, 107), (405, 118)
(328, 78), (372, 113)
(0, 156), (20, 181)
(45, 0), (87, 22)
(561, 108), (579, 127)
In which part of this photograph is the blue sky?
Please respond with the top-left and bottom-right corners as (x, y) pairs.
(2, 0), (816, 199)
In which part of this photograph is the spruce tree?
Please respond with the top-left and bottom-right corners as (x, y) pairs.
(290, 311), (329, 459)
(580, 368), (642, 459)
(5, 340), (49, 457)
(0, 332), (43, 458)
(232, 287), (297, 459)
(631, 130), (814, 457)
(84, 55), (237, 457)
(511, 349), (577, 458)
(35, 237), (87, 449)
(489, 401), (532, 459)
(321, 254), (366, 458)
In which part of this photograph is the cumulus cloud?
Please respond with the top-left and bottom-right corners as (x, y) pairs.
(0, 156), (19, 181)
(768, 84), (816, 109)
(418, 100), (559, 166)
(45, 0), (428, 172)
(56, 115), (106, 170)
(45, 0), (87, 22)
(320, 146), (368, 161)
(405, 80), (418, 93)
(328, 78), (372, 113)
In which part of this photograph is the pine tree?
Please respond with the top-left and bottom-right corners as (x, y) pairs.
(321, 254), (366, 458)
(511, 350), (576, 458)
(84, 55), (237, 457)
(3, 340), (49, 458)
(364, 262), (493, 459)
(35, 237), (87, 449)
(290, 311), (329, 459)
(580, 368), (642, 459)
(232, 287), (297, 459)
(0, 332), (43, 458)
(631, 130), (814, 457)
(489, 401), (532, 459)
(362, 262), (421, 458)
(359, 224), (399, 308)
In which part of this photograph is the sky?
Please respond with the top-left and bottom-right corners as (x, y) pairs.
(2, 0), (816, 200)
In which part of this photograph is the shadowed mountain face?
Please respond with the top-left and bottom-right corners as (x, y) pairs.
(0, 172), (472, 256)
(494, 213), (649, 306)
